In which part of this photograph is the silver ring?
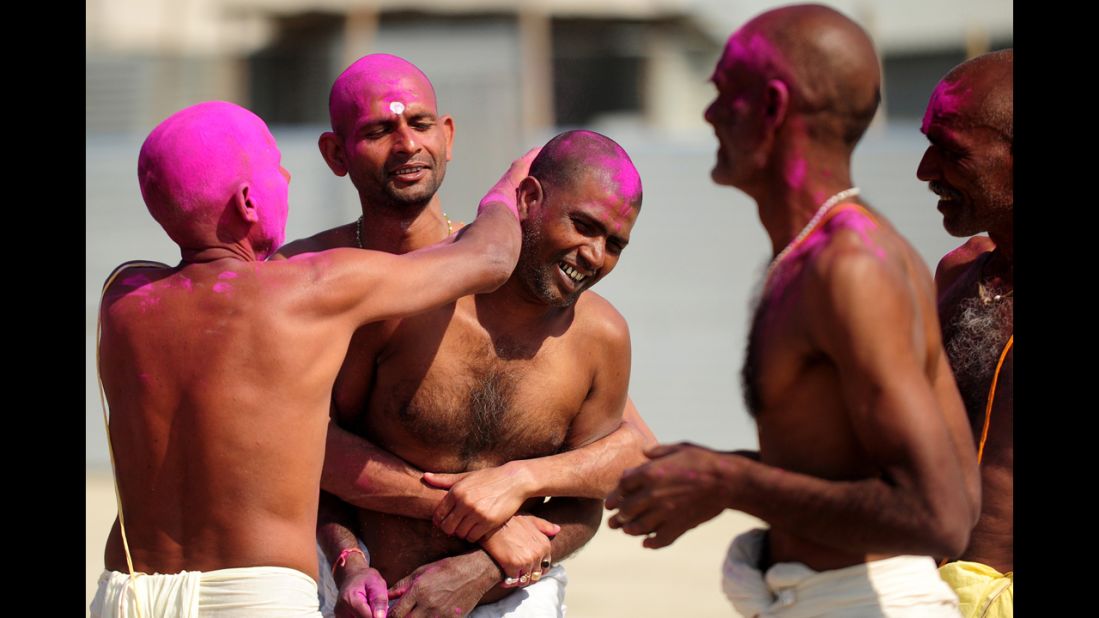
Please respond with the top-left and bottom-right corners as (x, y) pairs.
(519, 573), (530, 584)
(504, 576), (519, 585)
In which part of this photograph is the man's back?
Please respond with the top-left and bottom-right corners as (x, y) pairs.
(93, 100), (524, 618)
(100, 259), (366, 579)
(745, 204), (973, 571)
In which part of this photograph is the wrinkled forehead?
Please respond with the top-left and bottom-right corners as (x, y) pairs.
(332, 68), (437, 131)
(922, 77), (972, 131)
(563, 168), (641, 234)
(713, 30), (773, 80)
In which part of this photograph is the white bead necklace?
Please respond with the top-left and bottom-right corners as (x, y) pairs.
(763, 187), (860, 286)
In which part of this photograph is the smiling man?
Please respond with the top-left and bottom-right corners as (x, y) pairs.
(918, 49), (1013, 618)
(314, 129), (643, 618)
(606, 5), (979, 616)
(276, 54), (654, 618)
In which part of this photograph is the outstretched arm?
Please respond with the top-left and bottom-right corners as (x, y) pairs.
(321, 420), (446, 520)
(608, 249), (979, 556)
(291, 148), (540, 328)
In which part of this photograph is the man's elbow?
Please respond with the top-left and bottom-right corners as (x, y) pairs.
(924, 495), (974, 558)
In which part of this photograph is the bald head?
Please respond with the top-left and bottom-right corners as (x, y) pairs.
(328, 54), (438, 138)
(720, 3), (881, 148)
(934, 49), (1013, 143)
(529, 130), (642, 210)
(138, 101), (288, 251)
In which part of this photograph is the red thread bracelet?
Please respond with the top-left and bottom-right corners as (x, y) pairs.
(333, 547), (366, 576)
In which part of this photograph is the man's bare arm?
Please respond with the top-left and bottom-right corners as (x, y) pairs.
(317, 492), (389, 618)
(325, 398), (651, 525)
(321, 420), (445, 520)
(609, 247), (979, 556)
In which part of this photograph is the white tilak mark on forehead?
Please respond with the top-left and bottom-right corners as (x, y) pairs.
(389, 101), (405, 115)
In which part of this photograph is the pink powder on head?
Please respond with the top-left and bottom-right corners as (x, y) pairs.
(217, 271), (239, 280)
(328, 54), (438, 136)
(139, 101), (290, 254)
(922, 79), (971, 134)
(605, 155), (642, 203)
(212, 282), (232, 294)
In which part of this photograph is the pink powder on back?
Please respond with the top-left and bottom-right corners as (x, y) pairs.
(212, 282), (232, 294)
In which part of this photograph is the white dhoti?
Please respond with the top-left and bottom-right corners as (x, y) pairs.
(722, 529), (960, 618)
(90, 566), (323, 617)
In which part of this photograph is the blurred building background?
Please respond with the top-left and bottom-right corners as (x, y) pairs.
(86, 0), (1012, 468)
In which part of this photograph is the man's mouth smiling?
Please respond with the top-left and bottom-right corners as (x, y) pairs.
(389, 164), (429, 181)
(559, 262), (589, 284)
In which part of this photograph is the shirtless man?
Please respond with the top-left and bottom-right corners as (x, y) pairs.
(605, 5), (980, 615)
(918, 50), (1013, 618)
(276, 55), (653, 618)
(92, 100), (525, 617)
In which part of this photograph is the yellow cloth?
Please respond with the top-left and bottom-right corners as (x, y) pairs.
(938, 561), (1012, 618)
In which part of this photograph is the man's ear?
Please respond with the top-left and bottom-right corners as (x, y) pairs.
(319, 132), (348, 177)
(233, 183), (259, 223)
(763, 79), (790, 130)
(441, 115), (455, 162)
(516, 176), (542, 221)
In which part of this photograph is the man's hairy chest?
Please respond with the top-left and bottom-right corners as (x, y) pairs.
(362, 311), (593, 471)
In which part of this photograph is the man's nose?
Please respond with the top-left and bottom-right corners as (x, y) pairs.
(916, 147), (938, 181)
(704, 99), (718, 125)
(393, 122), (420, 154)
(579, 237), (606, 272)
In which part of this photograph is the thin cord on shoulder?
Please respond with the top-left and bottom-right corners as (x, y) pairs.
(96, 260), (167, 618)
(977, 335), (1013, 464)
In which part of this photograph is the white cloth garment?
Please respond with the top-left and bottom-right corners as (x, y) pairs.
(722, 529), (960, 618)
(90, 566), (323, 618)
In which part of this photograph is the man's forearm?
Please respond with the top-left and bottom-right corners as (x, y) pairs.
(448, 497), (603, 604)
(323, 420), (445, 520)
(530, 497), (603, 562)
(718, 451), (969, 557)
(509, 427), (646, 500)
(495, 398), (655, 501)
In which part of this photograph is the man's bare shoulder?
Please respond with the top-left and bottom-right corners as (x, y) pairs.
(803, 222), (918, 320)
(935, 235), (994, 290)
(573, 291), (630, 348)
(274, 224), (355, 259)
